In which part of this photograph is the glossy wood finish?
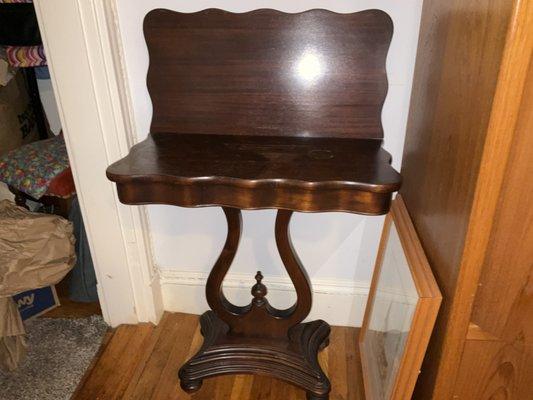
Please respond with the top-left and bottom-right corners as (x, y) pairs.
(107, 7), (401, 215)
(400, 0), (532, 398)
(203, 208), (313, 337)
(179, 208), (329, 398)
(452, 339), (533, 400)
(107, 8), (399, 399)
(453, 34), (533, 400)
(144, 8), (392, 139)
(107, 133), (401, 214)
(360, 196), (441, 400)
(179, 311), (331, 399)
(73, 312), (365, 400)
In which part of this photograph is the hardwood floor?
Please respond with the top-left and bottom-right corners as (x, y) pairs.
(45, 276), (101, 319)
(73, 312), (365, 400)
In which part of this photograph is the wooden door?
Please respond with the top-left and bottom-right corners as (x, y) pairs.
(452, 46), (533, 400)
(399, 0), (532, 398)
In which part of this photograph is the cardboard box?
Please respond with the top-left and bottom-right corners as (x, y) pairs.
(12, 285), (60, 321)
(0, 70), (39, 155)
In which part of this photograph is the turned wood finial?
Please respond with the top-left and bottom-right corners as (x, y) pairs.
(251, 271), (267, 307)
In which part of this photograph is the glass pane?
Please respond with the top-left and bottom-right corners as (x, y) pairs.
(366, 222), (418, 399)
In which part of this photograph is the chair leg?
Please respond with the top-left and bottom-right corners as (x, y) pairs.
(10, 187), (29, 210)
(9, 186), (72, 218)
(50, 196), (71, 219)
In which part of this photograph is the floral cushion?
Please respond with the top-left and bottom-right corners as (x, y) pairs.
(0, 136), (72, 199)
(45, 167), (75, 198)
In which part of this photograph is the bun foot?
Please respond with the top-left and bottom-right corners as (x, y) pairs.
(319, 337), (330, 351)
(180, 312), (331, 398)
(179, 379), (203, 393)
(307, 393), (329, 400)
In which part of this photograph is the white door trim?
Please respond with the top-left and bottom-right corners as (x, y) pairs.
(33, 0), (163, 326)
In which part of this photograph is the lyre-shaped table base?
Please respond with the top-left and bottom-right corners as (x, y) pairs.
(178, 207), (331, 399)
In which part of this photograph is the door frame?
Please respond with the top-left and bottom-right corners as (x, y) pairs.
(33, 0), (163, 326)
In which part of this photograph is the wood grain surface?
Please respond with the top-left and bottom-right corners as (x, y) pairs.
(144, 8), (392, 139)
(400, 0), (532, 398)
(73, 312), (365, 400)
(177, 208), (330, 398)
(106, 133), (401, 214)
(105, 8), (400, 399)
(453, 24), (533, 399)
(108, 8), (400, 216)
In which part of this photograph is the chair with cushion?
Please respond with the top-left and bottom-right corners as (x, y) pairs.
(0, 135), (76, 218)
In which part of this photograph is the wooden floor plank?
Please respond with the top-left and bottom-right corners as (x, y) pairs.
(70, 329), (114, 399)
(328, 326), (349, 399)
(109, 324), (156, 400)
(345, 328), (366, 400)
(128, 313), (184, 400)
(151, 313), (199, 400)
(229, 375), (254, 400)
(73, 312), (364, 400)
(44, 277), (101, 319)
(213, 375), (237, 400)
(76, 324), (148, 400)
(120, 319), (167, 399)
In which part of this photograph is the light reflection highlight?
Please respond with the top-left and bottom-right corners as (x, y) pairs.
(294, 49), (325, 85)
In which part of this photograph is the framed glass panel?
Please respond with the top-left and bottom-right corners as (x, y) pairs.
(359, 195), (442, 400)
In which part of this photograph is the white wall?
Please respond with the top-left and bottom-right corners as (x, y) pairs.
(115, 0), (423, 326)
(37, 78), (61, 135)
(35, 0), (164, 326)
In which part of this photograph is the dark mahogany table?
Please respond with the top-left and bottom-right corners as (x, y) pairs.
(107, 8), (400, 399)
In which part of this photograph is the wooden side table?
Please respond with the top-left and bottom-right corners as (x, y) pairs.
(107, 9), (401, 399)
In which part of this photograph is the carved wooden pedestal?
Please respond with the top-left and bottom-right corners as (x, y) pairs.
(178, 208), (331, 399)
(179, 312), (330, 399)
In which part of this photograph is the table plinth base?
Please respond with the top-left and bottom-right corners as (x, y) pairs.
(179, 311), (331, 399)
(176, 207), (332, 399)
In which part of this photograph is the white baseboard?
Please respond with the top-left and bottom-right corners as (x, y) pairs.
(159, 270), (370, 327)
